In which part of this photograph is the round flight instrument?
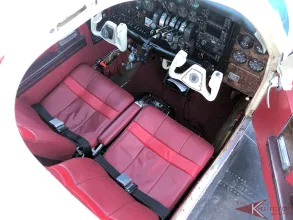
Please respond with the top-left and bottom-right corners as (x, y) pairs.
(237, 35), (254, 49)
(248, 58), (264, 72)
(188, 10), (197, 22)
(232, 50), (247, 64)
(178, 6), (188, 18)
(168, 1), (177, 14)
(142, 0), (157, 12)
(254, 43), (264, 54)
(187, 0), (199, 8)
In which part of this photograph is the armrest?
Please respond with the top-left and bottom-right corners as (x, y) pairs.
(98, 103), (141, 145)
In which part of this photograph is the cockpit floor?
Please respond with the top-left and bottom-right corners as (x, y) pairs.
(124, 57), (243, 144)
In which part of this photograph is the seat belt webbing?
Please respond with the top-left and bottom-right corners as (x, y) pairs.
(32, 103), (92, 157)
(95, 155), (170, 219)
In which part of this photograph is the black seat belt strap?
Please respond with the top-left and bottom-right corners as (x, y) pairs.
(32, 103), (92, 157)
(95, 155), (170, 219)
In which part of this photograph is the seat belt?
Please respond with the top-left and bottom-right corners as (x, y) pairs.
(32, 104), (92, 157)
(95, 155), (170, 219)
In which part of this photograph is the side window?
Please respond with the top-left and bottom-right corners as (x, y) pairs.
(17, 29), (87, 96)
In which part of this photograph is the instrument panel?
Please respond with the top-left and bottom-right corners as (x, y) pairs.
(104, 0), (269, 97)
(109, 0), (236, 71)
(223, 29), (269, 97)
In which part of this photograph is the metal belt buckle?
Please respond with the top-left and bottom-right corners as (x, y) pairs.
(116, 173), (137, 193)
(49, 118), (68, 133)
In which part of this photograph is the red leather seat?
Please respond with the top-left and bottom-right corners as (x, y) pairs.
(47, 158), (159, 220)
(15, 64), (134, 163)
(103, 106), (214, 209)
(47, 106), (214, 219)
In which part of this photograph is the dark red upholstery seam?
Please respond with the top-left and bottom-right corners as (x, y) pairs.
(70, 110), (103, 133)
(121, 144), (146, 174)
(51, 95), (79, 118)
(54, 70), (97, 118)
(178, 133), (193, 154)
(64, 76), (118, 120)
(127, 122), (201, 175)
(109, 198), (136, 217)
(145, 164), (171, 194)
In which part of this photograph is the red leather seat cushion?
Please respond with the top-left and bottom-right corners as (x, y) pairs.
(40, 64), (133, 147)
(47, 158), (158, 220)
(15, 98), (76, 161)
(104, 106), (214, 209)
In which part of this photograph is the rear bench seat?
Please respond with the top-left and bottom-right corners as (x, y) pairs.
(47, 106), (214, 219)
(15, 64), (135, 164)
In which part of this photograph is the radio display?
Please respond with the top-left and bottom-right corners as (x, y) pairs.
(206, 25), (222, 39)
(208, 13), (226, 27)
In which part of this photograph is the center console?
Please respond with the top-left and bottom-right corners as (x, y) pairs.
(109, 0), (237, 71)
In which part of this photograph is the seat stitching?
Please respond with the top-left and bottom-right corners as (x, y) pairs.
(70, 110), (98, 133)
(121, 144), (146, 174)
(81, 71), (99, 88)
(153, 115), (168, 137)
(109, 199), (136, 217)
(51, 92), (79, 118)
(178, 133), (193, 154)
(145, 164), (170, 195)
(104, 87), (119, 107)
(49, 71), (98, 117)
(71, 110), (108, 135)
(128, 123), (202, 169)
(103, 131), (129, 158)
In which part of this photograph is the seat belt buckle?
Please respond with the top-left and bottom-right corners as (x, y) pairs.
(116, 173), (137, 194)
(49, 118), (68, 134)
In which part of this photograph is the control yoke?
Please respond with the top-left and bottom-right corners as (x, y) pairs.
(169, 50), (223, 101)
(91, 13), (128, 52)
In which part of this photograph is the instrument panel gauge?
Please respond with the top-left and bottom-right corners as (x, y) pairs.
(232, 50), (247, 64)
(254, 43), (265, 54)
(188, 10), (197, 22)
(142, 0), (157, 12)
(178, 6), (188, 18)
(187, 0), (199, 8)
(248, 58), (264, 72)
(168, 1), (177, 13)
(237, 34), (254, 50)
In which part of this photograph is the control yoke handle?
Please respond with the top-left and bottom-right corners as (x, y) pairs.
(91, 14), (127, 52)
(169, 50), (223, 101)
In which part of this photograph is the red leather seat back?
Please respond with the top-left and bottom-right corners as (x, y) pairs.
(40, 64), (133, 147)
